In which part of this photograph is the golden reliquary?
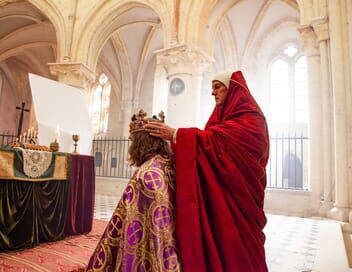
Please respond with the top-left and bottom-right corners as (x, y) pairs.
(10, 142), (50, 152)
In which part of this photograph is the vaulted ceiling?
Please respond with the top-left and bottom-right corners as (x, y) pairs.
(96, 5), (163, 105)
(212, 0), (300, 71)
(0, 1), (56, 79)
(0, 1), (56, 133)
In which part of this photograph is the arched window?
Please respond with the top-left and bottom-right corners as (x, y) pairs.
(269, 44), (309, 134)
(267, 45), (309, 190)
(92, 73), (111, 134)
(270, 59), (290, 124)
(294, 56), (308, 123)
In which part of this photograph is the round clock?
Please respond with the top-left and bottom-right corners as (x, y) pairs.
(169, 78), (185, 95)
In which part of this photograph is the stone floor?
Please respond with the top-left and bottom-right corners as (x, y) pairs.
(94, 191), (349, 272)
(264, 214), (318, 272)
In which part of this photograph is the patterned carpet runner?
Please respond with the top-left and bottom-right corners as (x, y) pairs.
(0, 220), (106, 271)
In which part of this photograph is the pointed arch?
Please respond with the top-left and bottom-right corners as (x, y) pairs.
(72, 0), (172, 71)
(203, 0), (302, 56)
(24, 0), (66, 61)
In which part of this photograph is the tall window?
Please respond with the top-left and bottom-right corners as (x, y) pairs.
(270, 59), (290, 124)
(269, 44), (309, 134)
(92, 73), (111, 134)
(294, 56), (309, 123)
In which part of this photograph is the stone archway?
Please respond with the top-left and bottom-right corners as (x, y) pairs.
(0, 0), (59, 134)
(23, 0), (66, 61)
(71, 0), (172, 71)
(74, 1), (170, 136)
(202, 0), (301, 57)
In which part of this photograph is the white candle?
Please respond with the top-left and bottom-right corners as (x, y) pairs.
(56, 125), (60, 142)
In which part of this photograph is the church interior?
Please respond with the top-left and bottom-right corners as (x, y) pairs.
(0, 0), (352, 271)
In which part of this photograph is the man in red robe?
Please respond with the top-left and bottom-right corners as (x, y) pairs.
(146, 71), (269, 272)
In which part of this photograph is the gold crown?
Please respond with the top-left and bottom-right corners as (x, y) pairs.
(129, 109), (165, 134)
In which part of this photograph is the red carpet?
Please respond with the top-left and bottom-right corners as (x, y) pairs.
(0, 220), (107, 272)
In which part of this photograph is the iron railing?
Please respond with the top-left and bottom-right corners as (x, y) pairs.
(2, 133), (309, 189)
(267, 134), (309, 190)
(0, 133), (17, 147)
(92, 136), (133, 178)
(92, 135), (309, 190)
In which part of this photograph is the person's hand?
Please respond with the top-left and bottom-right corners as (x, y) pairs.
(144, 122), (176, 141)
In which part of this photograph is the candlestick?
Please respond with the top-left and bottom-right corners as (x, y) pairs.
(56, 125), (60, 143)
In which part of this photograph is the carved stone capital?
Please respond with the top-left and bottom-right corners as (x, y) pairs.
(311, 17), (329, 42)
(155, 44), (214, 77)
(48, 62), (96, 90)
(297, 25), (319, 57)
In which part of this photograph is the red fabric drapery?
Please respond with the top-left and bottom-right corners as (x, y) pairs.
(175, 71), (269, 272)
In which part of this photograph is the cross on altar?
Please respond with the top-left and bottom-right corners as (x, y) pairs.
(16, 102), (30, 137)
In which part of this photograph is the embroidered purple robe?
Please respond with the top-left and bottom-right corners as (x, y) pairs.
(86, 155), (181, 272)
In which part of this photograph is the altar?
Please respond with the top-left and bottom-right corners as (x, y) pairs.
(0, 147), (95, 252)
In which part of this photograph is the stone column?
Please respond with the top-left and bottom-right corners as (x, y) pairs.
(155, 44), (213, 127)
(297, 25), (324, 211)
(311, 17), (334, 215)
(325, 0), (350, 222)
(48, 62), (96, 91)
(119, 99), (133, 137)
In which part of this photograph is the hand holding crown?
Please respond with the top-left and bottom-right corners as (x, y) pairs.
(129, 109), (175, 142)
(143, 111), (176, 142)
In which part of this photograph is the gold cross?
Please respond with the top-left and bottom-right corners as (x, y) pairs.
(95, 247), (105, 266)
(108, 216), (122, 235)
(124, 186), (134, 202)
(154, 207), (171, 226)
(127, 221), (142, 244)
(144, 171), (162, 190)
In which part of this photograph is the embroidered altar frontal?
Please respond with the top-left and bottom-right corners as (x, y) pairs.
(0, 150), (95, 252)
(0, 147), (69, 181)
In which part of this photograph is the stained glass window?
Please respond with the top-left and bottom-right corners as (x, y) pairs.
(92, 73), (111, 134)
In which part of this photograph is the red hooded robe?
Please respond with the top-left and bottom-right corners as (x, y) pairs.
(175, 71), (269, 272)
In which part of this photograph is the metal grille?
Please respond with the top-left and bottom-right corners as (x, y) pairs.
(93, 135), (309, 189)
(267, 134), (309, 190)
(0, 133), (16, 147)
(92, 136), (132, 178)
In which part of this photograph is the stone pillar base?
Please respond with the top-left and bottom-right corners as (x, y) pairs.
(318, 201), (334, 217)
(327, 206), (350, 222)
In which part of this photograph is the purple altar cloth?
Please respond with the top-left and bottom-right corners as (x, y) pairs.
(65, 154), (95, 235)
